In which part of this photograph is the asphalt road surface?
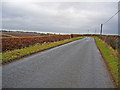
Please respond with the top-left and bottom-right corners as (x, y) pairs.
(2, 37), (114, 88)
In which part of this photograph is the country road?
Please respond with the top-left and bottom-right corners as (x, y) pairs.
(2, 37), (114, 88)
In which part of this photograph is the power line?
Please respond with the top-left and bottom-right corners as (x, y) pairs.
(103, 9), (120, 24)
(100, 9), (120, 35)
(88, 9), (120, 35)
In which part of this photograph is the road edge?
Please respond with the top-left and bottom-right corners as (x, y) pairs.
(2, 37), (85, 65)
(94, 37), (117, 88)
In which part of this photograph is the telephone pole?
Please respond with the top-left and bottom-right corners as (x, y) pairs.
(95, 29), (96, 34)
(100, 24), (103, 35)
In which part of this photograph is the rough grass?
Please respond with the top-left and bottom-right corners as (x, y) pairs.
(95, 37), (119, 86)
(1, 33), (16, 37)
(2, 37), (85, 65)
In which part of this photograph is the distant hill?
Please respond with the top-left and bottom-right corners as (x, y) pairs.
(0, 30), (56, 37)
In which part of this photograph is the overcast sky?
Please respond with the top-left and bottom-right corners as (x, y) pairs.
(2, 1), (119, 35)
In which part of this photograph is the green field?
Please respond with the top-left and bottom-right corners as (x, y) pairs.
(2, 37), (85, 65)
(95, 37), (119, 86)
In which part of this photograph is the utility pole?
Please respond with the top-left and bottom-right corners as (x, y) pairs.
(100, 24), (103, 35)
(95, 29), (96, 34)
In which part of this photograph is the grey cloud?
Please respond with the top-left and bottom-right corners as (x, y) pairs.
(2, 2), (118, 34)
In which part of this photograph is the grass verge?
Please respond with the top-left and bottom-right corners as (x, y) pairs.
(2, 37), (85, 65)
(95, 37), (119, 87)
